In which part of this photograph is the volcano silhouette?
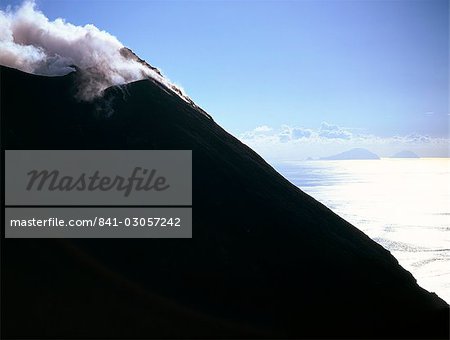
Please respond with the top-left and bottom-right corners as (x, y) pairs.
(1, 65), (448, 339)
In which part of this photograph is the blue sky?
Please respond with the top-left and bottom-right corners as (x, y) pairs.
(2, 0), (449, 157)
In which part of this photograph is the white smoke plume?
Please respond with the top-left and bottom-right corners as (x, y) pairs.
(0, 1), (188, 101)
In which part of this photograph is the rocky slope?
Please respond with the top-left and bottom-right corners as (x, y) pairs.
(1, 65), (448, 339)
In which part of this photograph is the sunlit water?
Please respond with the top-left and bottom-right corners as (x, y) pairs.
(274, 158), (450, 303)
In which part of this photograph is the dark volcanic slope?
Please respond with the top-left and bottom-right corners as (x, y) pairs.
(1, 66), (449, 339)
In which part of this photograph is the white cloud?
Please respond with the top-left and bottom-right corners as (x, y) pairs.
(239, 123), (450, 160)
(278, 125), (313, 142)
(254, 125), (273, 132)
(0, 1), (186, 101)
(318, 122), (352, 140)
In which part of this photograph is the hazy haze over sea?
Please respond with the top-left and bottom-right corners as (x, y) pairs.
(274, 158), (450, 303)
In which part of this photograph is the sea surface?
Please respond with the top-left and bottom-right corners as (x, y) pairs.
(274, 158), (450, 303)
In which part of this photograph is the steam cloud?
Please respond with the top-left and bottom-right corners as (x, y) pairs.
(0, 1), (186, 101)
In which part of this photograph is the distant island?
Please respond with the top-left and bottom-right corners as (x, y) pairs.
(391, 150), (420, 158)
(321, 148), (380, 160)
